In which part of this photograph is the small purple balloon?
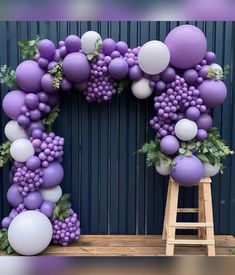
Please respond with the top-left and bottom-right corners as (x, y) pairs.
(27, 120), (45, 136)
(40, 200), (55, 218)
(53, 49), (61, 62)
(17, 115), (31, 128)
(183, 69), (199, 85)
(196, 114), (213, 130)
(65, 35), (81, 53)
(156, 80), (166, 91)
(128, 65), (143, 81)
(161, 67), (176, 83)
(108, 58), (129, 79)
(7, 184), (23, 207)
(186, 107), (201, 121)
(41, 73), (58, 93)
(199, 65), (209, 79)
(9, 209), (18, 220)
(102, 38), (116, 56)
(48, 61), (58, 71)
(197, 129), (208, 140)
(116, 41), (128, 55)
(160, 135), (180, 155)
(42, 161), (64, 188)
(25, 93), (39, 110)
(2, 90), (26, 119)
(24, 191), (43, 210)
(26, 156), (41, 170)
(37, 39), (56, 61)
(61, 78), (72, 91)
(204, 51), (216, 65)
(1, 217), (12, 229)
(38, 57), (49, 69)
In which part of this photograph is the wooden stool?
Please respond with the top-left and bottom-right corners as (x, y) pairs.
(162, 177), (215, 256)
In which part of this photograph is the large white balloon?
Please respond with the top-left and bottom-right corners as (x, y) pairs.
(131, 78), (153, 99)
(81, 31), (102, 54)
(175, 119), (198, 141)
(40, 185), (62, 203)
(8, 211), (53, 256)
(204, 163), (220, 177)
(4, 120), (28, 142)
(10, 138), (35, 162)
(138, 40), (170, 75)
(155, 161), (170, 176)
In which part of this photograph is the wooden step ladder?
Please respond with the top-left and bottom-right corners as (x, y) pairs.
(162, 177), (215, 256)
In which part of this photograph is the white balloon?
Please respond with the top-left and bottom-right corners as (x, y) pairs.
(40, 185), (62, 203)
(81, 31), (102, 54)
(138, 40), (170, 75)
(155, 161), (170, 176)
(175, 119), (198, 141)
(8, 211), (53, 256)
(4, 120), (28, 142)
(0, 257), (30, 275)
(209, 63), (223, 71)
(131, 78), (153, 99)
(10, 138), (34, 162)
(204, 163), (220, 177)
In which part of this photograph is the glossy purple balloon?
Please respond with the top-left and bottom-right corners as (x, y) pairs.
(17, 115), (31, 128)
(42, 161), (64, 188)
(63, 52), (91, 82)
(198, 80), (227, 108)
(41, 73), (57, 93)
(165, 25), (207, 69)
(24, 191), (43, 209)
(26, 156), (41, 170)
(196, 114), (213, 130)
(161, 67), (176, 83)
(25, 93), (39, 109)
(108, 58), (129, 79)
(102, 38), (116, 56)
(160, 135), (180, 155)
(27, 120), (45, 136)
(2, 90), (25, 119)
(197, 129), (208, 140)
(204, 51), (216, 65)
(128, 65), (143, 81)
(183, 69), (199, 85)
(186, 107), (201, 121)
(7, 184), (23, 207)
(1, 217), (12, 229)
(40, 201), (55, 218)
(37, 39), (56, 61)
(116, 41), (128, 55)
(170, 155), (204, 187)
(16, 60), (45, 93)
(65, 35), (81, 53)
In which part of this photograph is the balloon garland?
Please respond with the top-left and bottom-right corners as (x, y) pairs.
(0, 25), (233, 255)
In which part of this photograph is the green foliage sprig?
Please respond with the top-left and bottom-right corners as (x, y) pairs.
(86, 37), (102, 61)
(0, 229), (14, 254)
(49, 60), (63, 89)
(117, 78), (130, 94)
(53, 194), (71, 221)
(208, 65), (230, 80)
(139, 139), (172, 166)
(0, 141), (12, 167)
(18, 35), (41, 60)
(42, 104), (60, 132)
(0, 65), (16, 88)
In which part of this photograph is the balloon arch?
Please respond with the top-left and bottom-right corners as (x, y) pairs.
(0, 25), (232, 255)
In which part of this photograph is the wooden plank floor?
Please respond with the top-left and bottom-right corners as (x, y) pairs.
(40, 235), (235, 256)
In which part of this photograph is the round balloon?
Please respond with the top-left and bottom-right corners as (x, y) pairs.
(40, 201), (55, 218)
(37, 39), (56, 61)
(175, 119), (198, 141)
(2, 90), (26, 120)
(138, 40), (170, 75)
(24, 191), (43, 210)
(8, 210), (53, 255)
(165, 25), (207, 69)
(4, 120), (28, 142)
(81, 31), (102, 54)
(7, 184), (23, 207)
(42, 161), (64, 188)
(155, 161), (170, 176)
(40, 185), (62, 203)
(10, 138), (35, 162)
(108, 58), (129, 79)
(204, 163), (220, 177)
(102, 38), (116, 56)
(65, 34), (81, 53)
(196, 114), (213, 130)
(160, 135), (179, 155)
(131, 78), (153, 99)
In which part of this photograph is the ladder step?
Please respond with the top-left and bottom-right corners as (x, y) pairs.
(167, 239), (215, 245)
(170, 222), (213, 229)
(177, 208), (198, 213)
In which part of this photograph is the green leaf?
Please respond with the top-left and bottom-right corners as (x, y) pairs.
(87, 54), (95, 61)
(85, 37), (102, 61)
(117, 78), (130, 94)
(42, 104), (60, 132)
(53, 193), (71, 221)
(179, 148), (186, 155)
(0, 65), (16, 88)
(0, 229), (15, 255)
(18, 35), (41, 60)
(0, 141), (12, 168)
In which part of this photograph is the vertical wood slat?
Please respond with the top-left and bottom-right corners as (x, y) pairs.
(0, 21), (234, 235)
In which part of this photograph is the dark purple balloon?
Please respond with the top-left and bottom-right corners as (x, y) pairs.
(160, 135), (180, 155)
(197, 129), (208, 140)
(47, 93), (60, 107)
(204, 51), (216, 65)
(128, 65), (143, 81)
(27, 121), (45, 136)
(186, 107), (201, 121)
(37, 39), (56, 61)
(61, 78), (72, 91)
(196, 114), (213, 130)
(26, 156), (41, 170)
(42, 161), (64, 188)
(108, 58), (129, 79)
(24, 191), (43, 209)
(116, 41), (128, 55)
(7, 184), (23, 207)
(40, 201), (55, 218)
(65, 35), (81, 53)
(183, 69), (199, 85)
(161, 67), (176, 83)
(38, 57), (49, 69)
(102, 38), (116, 56)
(25, 93), (39, 110)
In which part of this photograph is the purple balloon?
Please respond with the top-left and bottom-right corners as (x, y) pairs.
(24, 191), (43, 210)
(25, 93), (39, 110)
(16, 60), (45, 93)
(199, 65), (209, 79)
(102, 38), (116, 56)
(48, 61), (57, 71)
(1, 217), (12, 229)
(41, 73), (57, 93)
(53, 49), (61, 62)
(128, 65), (143, 81)
(61, 78), (72, 91)
(116, 41), (128, 55)
(2, 90), (26, 119)
(198, 80), (227, 108)
(38, 57), (49, 69)
(156, 80), (166, 91)
(165, 25), (207, 69)
(65, 35), (81, 53)
(42, 161), (64, 188)
(196, 114), (213, 130)
(160, 135), (180, 155)
(17, 115), (31, 128)
(37, 39), (56, 61)
(108, 58), (129, 79)
(40, 201), (55, 218)
(26, 156), (41, 170)
(197, 129), (208, 141)
(183, 69), (199, 85)
(63, 52), (91, 82)
(161, 67), (176, 83)
(59, 46), (67, 58)
(7, 184), (23, 207)
(170, 155), (204, 187)
(204, 51), (216, 65)
(27, 120), (45, 136)
(186, 107), (201, 121)
(47, 93), (60, 107)
(9, 209), (18, 220)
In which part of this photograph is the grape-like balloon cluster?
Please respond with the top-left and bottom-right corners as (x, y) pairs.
(0, 25), (229, 255)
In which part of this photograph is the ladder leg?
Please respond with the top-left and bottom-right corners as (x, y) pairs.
(162, 180), (172, 240)
(166, 180), (179, 256)
(198, 183), (206, 239)
(203, 182), (215, 256)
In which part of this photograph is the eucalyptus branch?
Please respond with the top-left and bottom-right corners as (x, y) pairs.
(42, 104), (60, 132)
(0, 141), (12, 167)
(18, 35), (41, 60)
(0, 65), (16, 88)
(0, 229), (14, 255)
(53, 194), (71, 221)
(86, 37), (102, 61)
(49, 60), (63, 89)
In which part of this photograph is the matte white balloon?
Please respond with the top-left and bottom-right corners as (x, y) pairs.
(40, 185), (62, 203)
(138, 40), (170, 75)
(131, 78), (153, 99)
(155, 162), (170, 176)
(81, 31), (102, 54)
(8, 211), (53, 256)
(4, 120), (28, 142)
(10, 138), (35, 162)
(204, 163), (220, 177)
(175, 119), (198, 141)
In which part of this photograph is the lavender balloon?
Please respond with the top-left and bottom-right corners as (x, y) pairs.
(27, 121), (45, 136)
(116, 41), (128, 55)
(196, 114), (213, 130)
(1, 217), (12, 229)
(197, 129), (208, 140)
(26, 156), (41, 171)
(24, 191), (43, 210)
(41, 73), (57, 93)
(108, 58), (129, 79)
(42, 161), (64, 188)
(183, 69), (199, 85)
(2, 90), (25, 120)
(25, 93), (39, 110)
(7, 184), (24, 207)
(160, 135), (180, 155)
(128, 65), (143, 81)
(186, 107), (201, 121)
(102, 38), (116, 56)
(37, 39), (56, 61)
(40, 201), (55, 218)
(65, 35), (81, 53)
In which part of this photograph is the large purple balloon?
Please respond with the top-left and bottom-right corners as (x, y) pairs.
(170, 155), (204, 187)
(102, 38), (116, 56)
(16, 60), (45, 93)
(24, 191), (43, 210)
(196, 114), (213, 130)
(160, 135), (180, 155)
(165, 25), (207, 69)
(63, 52), (91, 82)
(65, 35), (81, 53)
(37, 39), (56, 61)
(42, 161), (64, 188)
(2, 90), (25, 119)
(7, 184), (23, 207)
(108, 58), (129, 80)
(198, 80), (227, 108)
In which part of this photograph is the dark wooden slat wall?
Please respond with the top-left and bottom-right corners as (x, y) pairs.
(0, 22), (234, 235)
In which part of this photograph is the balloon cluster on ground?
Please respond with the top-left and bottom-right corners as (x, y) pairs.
(0, 25), (231, 255)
